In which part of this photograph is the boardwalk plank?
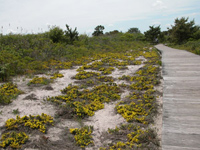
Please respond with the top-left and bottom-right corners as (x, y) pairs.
(155, 44), (200, 150)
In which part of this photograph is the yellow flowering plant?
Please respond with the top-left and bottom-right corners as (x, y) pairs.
(47, 83), (121, 119)
(0, 131), (29, 149)
(28, 76), (51, 85)
(5, 113), (54, 133)
(100, 124), (159, 149)
(50, 72), (64, 79)
(0, 82), (23, 104)
(74, 71), (100, 80)
(97, 76), (114, 82)
(70, 126), (94, 148)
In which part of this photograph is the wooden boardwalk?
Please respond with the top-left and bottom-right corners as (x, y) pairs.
(155, 44), (200, 150)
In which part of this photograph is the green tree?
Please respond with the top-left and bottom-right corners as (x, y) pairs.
(92, 25), (105, 36)
(192, 26), (200, 40)
(159, 31), (168, 43)
(128, 28), (141, 34)
(168, 17), (198, 44)
(49, 26), (64, 43)
(105, 30), (119, 35)
(144, 25), (161, 43)
(65, 24), (79, 44)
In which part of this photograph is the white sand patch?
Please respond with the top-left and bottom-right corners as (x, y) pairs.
(84, 101), (127, 148)
(0, 94), (56, 128)
(83, 69), (101, 74)
(150, 74), (163, 149)
(46, 127), (63, 141)
(84, 90), (130, 148)
(135, 56), (147, 63)
(153, 79), (163, 149)
(115, 80), (130, 85)
(45, 119), (81, 142)
(84, 102), (126, 132)
(108, 64), (144, 79)
(57, 119), (80, 129)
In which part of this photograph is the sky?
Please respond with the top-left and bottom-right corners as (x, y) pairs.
(0, 0), (200, 35)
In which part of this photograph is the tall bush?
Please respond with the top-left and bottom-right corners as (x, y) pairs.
(49, 26), (64, 43)
(168, 17), (198, 44)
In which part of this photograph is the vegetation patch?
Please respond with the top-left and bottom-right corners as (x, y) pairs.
(169, 40), (200, 55)
(70, 126), (94, 148)
(0, 131), (29, 149)
(117, 66), (128, 70)
(97, 76), (114, 82)
(73, 71), (100, 80)
(101, 67), (115, 75)
(47, 83), (121, 118)
(77, 60), (104, 71)
(50, 72), (64, 79)
(100, 124), (159, 149)
(5, 113), (54, 133)
(28, 76), (51, 85)
(0, 113), (54, 149)
(0, 82), (23, 105)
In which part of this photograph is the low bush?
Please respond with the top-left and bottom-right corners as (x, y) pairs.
(70, 126), (94, 148)
(0, 82), (22, 104)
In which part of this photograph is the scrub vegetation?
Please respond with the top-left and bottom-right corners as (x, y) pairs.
(1, 16), (197, 149)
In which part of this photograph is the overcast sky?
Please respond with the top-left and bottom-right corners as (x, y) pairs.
(0, 0), (200, 35)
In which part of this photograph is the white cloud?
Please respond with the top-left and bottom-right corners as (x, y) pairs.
(108, 24), (114, 27)
(0, 0), (199, 34)
(151, 22), (161, 25)
(183, 12), (200, 18)
(152, 0), (167, 10)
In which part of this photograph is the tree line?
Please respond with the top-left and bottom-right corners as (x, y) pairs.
(47, 17), (199, 45)
(0, 16), (199, 81)
(144, 17), (200, 44)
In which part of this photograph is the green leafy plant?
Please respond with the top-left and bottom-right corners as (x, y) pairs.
(168, 17), (198, 44)
(49, 26), (64, 43)
(12, 109), (20, 115)
(65, 24), (79, 44)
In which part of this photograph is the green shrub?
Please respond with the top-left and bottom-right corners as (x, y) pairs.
(48, 26), (64, 43)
